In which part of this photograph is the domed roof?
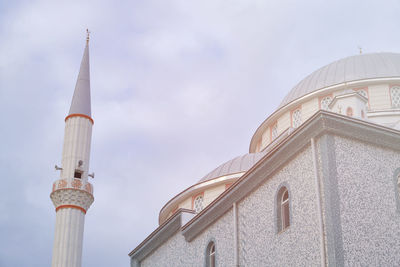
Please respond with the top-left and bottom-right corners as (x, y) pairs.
(279, 52), (400, 108)
(199, 152), (266, 183)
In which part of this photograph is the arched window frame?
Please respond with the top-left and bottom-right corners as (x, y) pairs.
(192, 193), (204, 213)
(319, 95), (333, 110)
(356, 89), (368, 99)
(275, 183), (291, 233)
(291, 108), (302, 128)
(205, 241), (216, 267)
(390, 86), (400, 108)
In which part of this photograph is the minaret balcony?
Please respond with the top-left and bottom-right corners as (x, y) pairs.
(51, 178), (93, 195)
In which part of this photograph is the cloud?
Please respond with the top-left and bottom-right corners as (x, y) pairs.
(1, 0), (400, 266)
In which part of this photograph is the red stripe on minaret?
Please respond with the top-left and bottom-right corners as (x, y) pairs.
(65, 114), (94, 124)
(56, 205), (87, 214)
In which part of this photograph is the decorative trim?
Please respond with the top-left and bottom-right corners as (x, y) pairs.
(71, 179), (82, 189)
(56, 204), (87, 214)
(58, 179), (67, 189)
(318, 94), (333, 110)
(192, 192), (204, 211)
(389, 84), (400, 108)
(65, 113), (94, 124)
(50, 188), (94, 211)
(52, 179), (93, 195)
(290, 106), (302, 128)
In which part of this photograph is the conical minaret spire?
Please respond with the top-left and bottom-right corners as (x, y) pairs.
(68, 29), (91, 118)
(50, 31), (95, 267)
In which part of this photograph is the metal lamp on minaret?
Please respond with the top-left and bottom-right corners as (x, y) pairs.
(50, 30), (94, 267)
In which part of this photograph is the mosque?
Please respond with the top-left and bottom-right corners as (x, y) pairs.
(48, 33), (400, 266)
(129, 52), (400, 266)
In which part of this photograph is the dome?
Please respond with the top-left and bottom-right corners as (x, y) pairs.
(279, 52), (400, 108)
(158, 152), (266, 224)
(199, 152), (266, 183)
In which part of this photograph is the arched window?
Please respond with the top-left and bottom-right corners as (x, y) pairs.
(277, 186), (290, 232)
(206, 241), (216, 267)
(357, 89), (368, 99)
(194, 195), (204, 213)
(292, 109), (302, 128)
(391, 86), (400, 108)
(320, 96), (332, 110)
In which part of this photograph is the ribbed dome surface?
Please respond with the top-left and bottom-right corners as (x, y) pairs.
(199, 152), (266, 183)
(279, 52), (400, 108)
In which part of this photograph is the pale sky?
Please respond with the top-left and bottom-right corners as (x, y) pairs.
(1, 0), (400, 266)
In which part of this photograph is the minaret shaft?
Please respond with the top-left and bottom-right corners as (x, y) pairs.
(52, 208), (85, 267)
(51, 35), (94, 267)
(60, 116), (93, 182)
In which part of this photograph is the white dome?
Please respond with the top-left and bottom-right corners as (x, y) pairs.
(199, 152), (266, 182)
(279, 52), (400, 108)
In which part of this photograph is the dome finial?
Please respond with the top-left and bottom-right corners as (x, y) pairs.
(86, 28), (90, 45)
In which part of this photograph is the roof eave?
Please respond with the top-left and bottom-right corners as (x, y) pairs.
(129, 209), (196, 260)
(186, 111), (400, 241)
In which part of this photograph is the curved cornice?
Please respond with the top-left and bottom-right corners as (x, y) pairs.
(249, 77), (400, 152)
(158, 172), (244, 224)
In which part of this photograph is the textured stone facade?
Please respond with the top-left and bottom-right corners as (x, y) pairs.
(333, 135), (400, 266)
(136, 146), (322, 267)
(237, 147), (321, 266)
(131, 113), (400, 267)
(140, 209), (234, 267)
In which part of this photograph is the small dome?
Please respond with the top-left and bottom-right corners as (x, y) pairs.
(279, 52), (400, 108)
(199, 152), (266, 183)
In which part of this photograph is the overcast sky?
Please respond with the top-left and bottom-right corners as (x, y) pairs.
(1, 0), (400, 266)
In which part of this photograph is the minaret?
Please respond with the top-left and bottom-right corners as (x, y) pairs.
(50, 30), (94, 267)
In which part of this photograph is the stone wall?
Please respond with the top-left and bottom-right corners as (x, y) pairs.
(237, 146), (321, 266)
(141, 209), (234, 267)
(333, 135), (400, 266)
